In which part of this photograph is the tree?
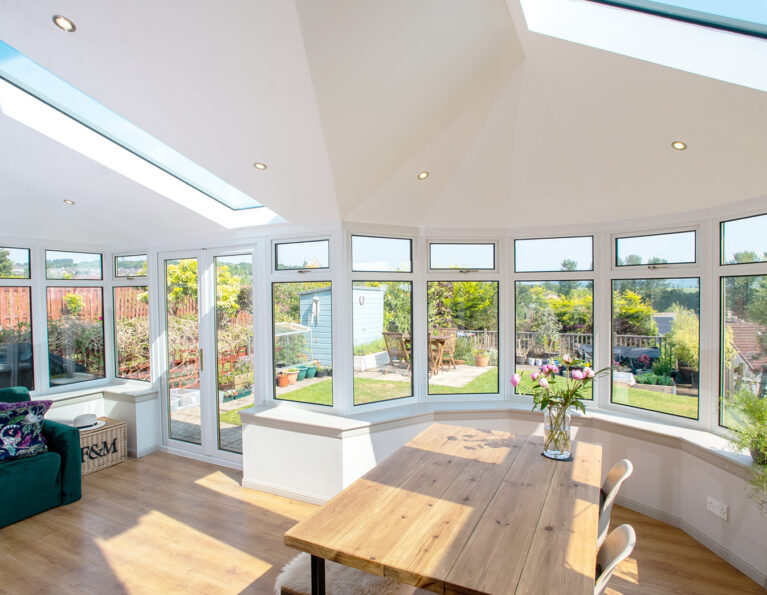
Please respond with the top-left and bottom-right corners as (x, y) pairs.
(558, 259), (578, 296)
(613, 290), (657, 336)
(621, 254), (642, 266)
(383, 283), (411, 333)
(666, 305), (699, 368)
(727, 253), (761, 318)
(548, 289), (593, 333)
(0, 249), (12, 277)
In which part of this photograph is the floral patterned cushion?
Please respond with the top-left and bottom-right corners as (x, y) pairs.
(0, 400), (53, 461)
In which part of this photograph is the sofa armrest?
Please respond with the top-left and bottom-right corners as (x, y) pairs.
(42, 420), (82, 505)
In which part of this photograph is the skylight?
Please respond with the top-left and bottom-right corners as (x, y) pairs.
(0, 40), (283, 227)
(589, 1), (767, 39)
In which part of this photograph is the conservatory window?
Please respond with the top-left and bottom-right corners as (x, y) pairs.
(515, 237), (593, 273)
(427, 281), (499, 395)
(515, 281), (594, 399)
(272, 281), (333, 406)
(616, 230), (696, 266)
(611, 277), (700, 419)
(352, 236), (412, 272)
(113, 286), (149, 381)
(215, 254), (253, 453)
(429, 243), (495, 270)
(0, 247), (30, 279)
(721, 213), (767, 265)
(45, 250), (102, 280)
(46, 286), (105, 386)
(352, 281), (413, 405)
(275, 240), (329, 271)
(115, 254), (148, 278)
(0, 286), (33, 390)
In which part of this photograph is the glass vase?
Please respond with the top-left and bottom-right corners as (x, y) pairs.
(543, 405), (572, 460)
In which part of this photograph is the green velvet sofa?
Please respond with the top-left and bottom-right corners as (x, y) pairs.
(0, 386), (82, 528)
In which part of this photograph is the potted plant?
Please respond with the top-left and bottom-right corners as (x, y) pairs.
(728, 390), (767, 514)
(296, 365), (309, 381)
(512, 355), (608, 460)
(315, 365), (326, 378)
(285, 368), (299, 385)
(305, 362), (317, 379)
(276, 372), (290, 388)
(474, 350), (490, 367)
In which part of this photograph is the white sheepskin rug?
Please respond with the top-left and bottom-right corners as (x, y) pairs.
(274, 553), (428, 595)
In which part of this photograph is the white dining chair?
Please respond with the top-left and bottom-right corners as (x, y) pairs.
(275, 552), (431, 595)
(594, 524), (636, 595)
(598, 458), (634, 547)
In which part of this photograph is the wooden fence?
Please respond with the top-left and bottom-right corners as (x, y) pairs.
(0, 287), (31, 327)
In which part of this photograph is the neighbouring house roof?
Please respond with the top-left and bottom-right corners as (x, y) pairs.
(726, 317), (767, 373)
(653, 313), (677, 336)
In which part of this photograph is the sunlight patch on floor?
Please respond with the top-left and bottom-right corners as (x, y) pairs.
(95, 510), (272, 593)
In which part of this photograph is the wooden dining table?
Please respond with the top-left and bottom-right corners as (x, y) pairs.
(284, 422), (603, 595)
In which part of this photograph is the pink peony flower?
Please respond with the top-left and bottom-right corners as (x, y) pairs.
(572, 369), (585, 380)
(539, 377), (549, 388)
(530, 371), (539, 381)
(584, 367), (595, 378)
(562, 354), (573, 364)
(549, 365), (559, 374)
(511, 373), (521, 387)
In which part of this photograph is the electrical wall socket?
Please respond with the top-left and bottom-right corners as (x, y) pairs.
(707, 496), (728, 521)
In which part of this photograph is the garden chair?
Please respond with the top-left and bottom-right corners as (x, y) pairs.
(382, 332), (411, 375)
(435, 327), (457, 371)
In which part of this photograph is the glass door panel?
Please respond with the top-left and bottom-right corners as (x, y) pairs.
(165, 257), (201, 444)
(215, 254), (253, 453)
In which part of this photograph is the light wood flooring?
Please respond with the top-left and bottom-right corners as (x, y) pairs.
(0, 452), (763, 594)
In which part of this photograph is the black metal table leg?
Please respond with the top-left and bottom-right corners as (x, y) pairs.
(310, 555), (325, 595)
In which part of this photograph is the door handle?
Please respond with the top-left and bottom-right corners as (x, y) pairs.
(199, 349), (204, 372)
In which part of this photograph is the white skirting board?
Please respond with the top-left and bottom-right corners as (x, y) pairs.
(241, 478), (329, 506)
(616, 494), (767, 590)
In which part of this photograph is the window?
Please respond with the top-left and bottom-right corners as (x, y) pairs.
(721, 213), (767, 265)
(352, 281), (413, 405)
(0, 247), (30, 279)
(215, 254), (253, 453)
(427, 281), (499, 395)
(515, 281), (594, 399)
(429, 243), (495, 270)
(275, 240), (330, 271)
(45, 250), (102, 280)
(515, 237), (593, 273)
(273, 282), (332, 406)
(113, 286), (150, 381)
(588, 1), (767, 40)
(611, 278), (700, 419)
(616, 230), (696, 266)
(0, 287), (33, 390)
(352, 236), (412, 272)
(721, 274), (767, 428)
(47, 287), (105, 386)
(115, 254), (148, 278)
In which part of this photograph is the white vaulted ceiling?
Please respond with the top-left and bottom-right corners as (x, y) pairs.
(1, 0), (767, 247)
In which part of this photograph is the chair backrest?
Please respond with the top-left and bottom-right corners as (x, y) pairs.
(382, 332), (409, 362)
(598, 459), (634, 547)
(594, 524), (636, 595)
(0, 386), (31, 403)
(435, 327), (457, 353)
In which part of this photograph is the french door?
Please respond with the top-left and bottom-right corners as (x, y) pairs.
(160, 249), (254, 462)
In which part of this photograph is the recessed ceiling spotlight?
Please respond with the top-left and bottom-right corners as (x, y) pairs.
(253, 162), (267, 170)
(671, 141), (687, 151)
(417, 171), (429, 180)
(52, 15), (76, 32)
(63, 199), (76, 205)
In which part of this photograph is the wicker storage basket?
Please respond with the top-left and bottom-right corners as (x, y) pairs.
(79, 417), (128, 475)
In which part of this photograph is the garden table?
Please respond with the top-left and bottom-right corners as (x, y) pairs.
(284, 422), (603, 594)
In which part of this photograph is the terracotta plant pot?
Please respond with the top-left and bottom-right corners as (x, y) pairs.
(276, 374), (290, 388)
(286, 370), (299, 385)
(475, 355), (489, 367)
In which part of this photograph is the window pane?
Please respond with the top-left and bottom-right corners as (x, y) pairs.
(429, 243), (495, 270)
(165, 258), (200, 444)
(515, 281), (594, 399)
(273, 282), (332, 405)
(0, 247), (30, 279)
(115, 254), (148, 277)
(427, 281), (499, 395)
(353, 281), (413, 405)
(611, 278), (700, 419)
(515, 237), (593, 272)
(721, 275), (767, 428)
(47, 287), (105, 386)
(275, 240), (329, 270)
(352, 236), (412, 272)
(0, 287), (33, 390)
(114, 286), (150, 381)
(216, 255), (253, 453)
(616, 231), (696, 266)
(46, 250), (102, 280)
(722, 213), (767, 265)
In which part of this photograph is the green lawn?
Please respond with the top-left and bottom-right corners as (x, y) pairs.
(428, 368), (499, 395)
(612, 383), (698, 418)
(277, 379), (333, 406)
(354, 377), (413, 405)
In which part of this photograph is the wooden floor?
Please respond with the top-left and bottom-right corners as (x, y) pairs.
(0, 452), (763, 595)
